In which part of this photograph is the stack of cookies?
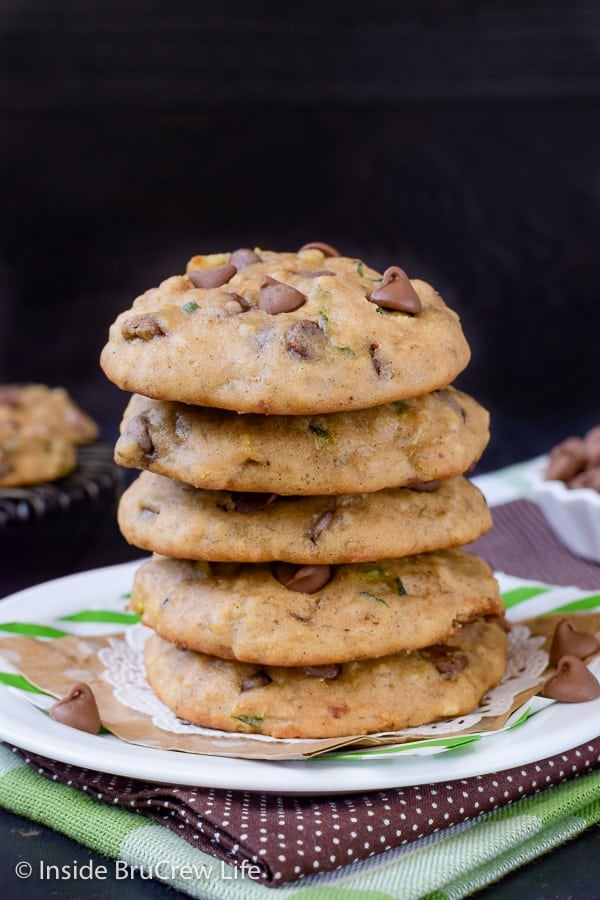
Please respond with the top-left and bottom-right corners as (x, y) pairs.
(101, 243), (507, 740)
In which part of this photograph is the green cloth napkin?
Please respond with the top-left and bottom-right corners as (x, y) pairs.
(2, 742), (600, 900)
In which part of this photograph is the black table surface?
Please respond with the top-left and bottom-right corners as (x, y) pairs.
(1, 490), (599, 899)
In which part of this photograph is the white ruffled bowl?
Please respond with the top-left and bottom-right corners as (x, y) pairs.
(527, 456), (600, 563)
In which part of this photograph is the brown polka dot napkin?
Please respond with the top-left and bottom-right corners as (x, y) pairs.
(11, 739), (600, 885)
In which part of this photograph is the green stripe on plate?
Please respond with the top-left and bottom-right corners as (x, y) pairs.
(0, 672), (49, 695)
(59, 610), (140, 625)
(0, 622), (69, 638)
(549, 594), (600, 614)
(501, 586), (550, 608)
(322, 734), (481, 760)
(506, 706), (532, 730)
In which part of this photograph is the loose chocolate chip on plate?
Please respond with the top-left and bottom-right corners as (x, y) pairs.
(259, 277), (306, 314)
(549, 618), (600, 667)
(188, 263), (237, 289)
(273, 562), (332, 593)
(229, 248), (261, 269)
(298, 241), (341, 257)
(541, 655), (600, 702)
(49, 683), (102, 734)
(368, 266), (422, 314)
(121, 314), (165, 341)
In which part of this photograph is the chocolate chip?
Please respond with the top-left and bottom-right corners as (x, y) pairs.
(188, 263), (237, 289)
(545, 427), (600, 491)
(303, 269), (337, 278)
(273, 562), (332, 593)
(223, 294), (251, 315)
(584, 426), (600, 465)
(433, 652), (468, 677)
(369, 343), (382, 375)
(421, 644), (469, 677)
(546, 452), (586, 482)
(368, 266), (422, 314)
(285, 319), (325, 358)
(541, 655), (600, 702)
(49, 683), (101, 734)
(121, 314), (165, 341)
(241, 670), (272, 692)
(546, 437), (587, 481)
(549, 619), (600, 667)
(298, 241), (341, 257)
(124, 414), (155, 457)
(229, 492), (278, 513)
(568, 466), (600, 492)
(259, 277), (307, 314)
(556, 436), (587, 458)
(435, 391), (467, 422)
(225, 292), (252, 311)
(309, 509), (335, 543)
(303, 664), (342, 680)
(229, 248), (261, 268)
(406, 479), (442, 492)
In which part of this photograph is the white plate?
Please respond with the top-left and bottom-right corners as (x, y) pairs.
(0, 561), (599, 795)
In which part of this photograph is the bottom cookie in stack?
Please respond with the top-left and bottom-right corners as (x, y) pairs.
(129, 547), (508, 739)
(143, 619), (507, 740)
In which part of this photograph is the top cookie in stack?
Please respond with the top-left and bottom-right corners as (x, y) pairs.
(101, 243), (506, 740)
(100, 243), (470, 414)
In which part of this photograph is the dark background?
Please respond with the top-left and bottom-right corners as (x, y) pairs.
(1, 0), (599, 472)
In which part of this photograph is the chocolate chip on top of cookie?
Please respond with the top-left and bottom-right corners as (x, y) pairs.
(368, 266), (422, 315)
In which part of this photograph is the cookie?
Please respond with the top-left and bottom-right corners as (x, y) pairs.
(0, 384), (98, 488)
(115, 386), (488, 495)
(143, 618), (508, 738)
(118, 472), (492, 564)
(100, 247), (471, 414)
(130, 549), (503, 665)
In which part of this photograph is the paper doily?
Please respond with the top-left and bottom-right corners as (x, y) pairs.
(99, 623), (549, 745)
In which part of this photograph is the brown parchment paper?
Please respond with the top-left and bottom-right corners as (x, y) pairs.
(1, 613), (599, 761)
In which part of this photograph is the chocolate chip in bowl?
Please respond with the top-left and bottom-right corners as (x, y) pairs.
(527, 427), (600, 563)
